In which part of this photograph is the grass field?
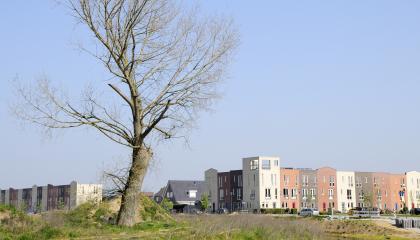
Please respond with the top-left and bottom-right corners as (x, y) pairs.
(0, 199), (419, 240)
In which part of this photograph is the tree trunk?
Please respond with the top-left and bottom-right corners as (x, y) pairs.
(117, 146), (151, 226)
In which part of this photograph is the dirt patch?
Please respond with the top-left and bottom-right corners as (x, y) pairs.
(323, 219), (420, 239)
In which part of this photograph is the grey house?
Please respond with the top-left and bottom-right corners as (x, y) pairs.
(299, 168), (318, 209)
(158, 180), (207, 213)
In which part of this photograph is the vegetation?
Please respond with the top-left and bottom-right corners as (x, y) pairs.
(160, 198), (173, 212)
(15, 0), (238, 226)
(0, 199), (418, 240)
(199, 194), (209, 212)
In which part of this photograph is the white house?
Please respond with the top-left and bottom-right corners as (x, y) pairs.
(405, 171), (420, 210)
(336, 171), (356, 213)
(242, 156), (280, 212)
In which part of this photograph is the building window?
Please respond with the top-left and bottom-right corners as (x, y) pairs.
(302, 175), (309, 187)
(219, 189), (224, 200)
(346, 189), (352, 200)
(328, 189), (334, 198)
(329, 176), (335, 187)
(310, 188), (316, 199)
(302, 189), (308, 198)
(283, 188), (289, 198)
(291, 189), (297, 198)
(274, 160), (279, 167)
(187, 190), (197, 198)
(265, 188), (271, 198)
(250, 189), (255, 200)
(284, 175), (290, 186)
(237, 188), (242, 200)
(262, 160), (271, 170)
(275, 188), (278, 199)
(250, 160), (259, 170)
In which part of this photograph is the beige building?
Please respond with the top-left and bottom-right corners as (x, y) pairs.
(242, 156), (280, 212)
(336, 171), (356, 213)
(0, 181), (102, 212)
(405, 171), (420, 210)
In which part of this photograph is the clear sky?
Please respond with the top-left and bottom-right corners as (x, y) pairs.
(1, 0), (420, 192)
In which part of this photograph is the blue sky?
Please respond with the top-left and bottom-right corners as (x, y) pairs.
(1, 0), (420, 192)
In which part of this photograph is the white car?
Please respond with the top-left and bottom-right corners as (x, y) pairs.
(299, 208), (320, 217)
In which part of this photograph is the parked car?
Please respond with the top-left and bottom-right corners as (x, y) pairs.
(217, 208), (229, 214)
(410, 208), (420, 215)
(299, 208), (319, 217)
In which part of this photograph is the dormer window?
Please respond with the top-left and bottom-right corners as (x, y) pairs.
(187, 190), (197, 198)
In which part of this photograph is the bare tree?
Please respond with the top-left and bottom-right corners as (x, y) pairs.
(14, 0), (238, 226)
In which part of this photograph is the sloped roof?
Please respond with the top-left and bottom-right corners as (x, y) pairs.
(167, 180), (206, 203)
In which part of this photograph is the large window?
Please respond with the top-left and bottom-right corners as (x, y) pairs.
(346, 189), (352, 200)
(219, 189), (224, 201)
(328, 189), (334, 198)
(262, 160), (271, 169)
(188, 190), (197, 198)
(291, 188), (297, 198)
(265, 188), (271, 198)
(302, 189), (308, 198)
(250, 160), (259, 170)
(283, 188), (289, 198)
(329, 176), (335, 187)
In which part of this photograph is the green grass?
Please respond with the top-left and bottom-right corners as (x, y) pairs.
(0, 201), (418, 240)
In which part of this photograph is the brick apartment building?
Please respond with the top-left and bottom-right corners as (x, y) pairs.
(0, 181), (102, 212)
(317, 167), (337, 212)
(280, 167), (300, 210)
(217, 170), (243, 211)
(299, 168), (317, 209)
(203, 156), (420, 213)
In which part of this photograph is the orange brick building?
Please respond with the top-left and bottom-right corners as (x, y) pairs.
(280, 168), (300, 210)
(317, 167), (337, 212)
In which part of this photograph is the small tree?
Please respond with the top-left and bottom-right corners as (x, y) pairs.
(200, 194), (209, 212)
(160, 198), (173, 212)
(363, 192), (373, 209)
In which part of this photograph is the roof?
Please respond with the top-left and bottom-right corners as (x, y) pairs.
(166, 180), (207, 203)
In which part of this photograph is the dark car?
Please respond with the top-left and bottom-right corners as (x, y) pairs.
(410, 208), (420, 215)
(217, 208), (229, 214)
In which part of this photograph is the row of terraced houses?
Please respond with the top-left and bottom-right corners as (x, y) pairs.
(0, 181), (102, 212)
(204, 156), (420, 213)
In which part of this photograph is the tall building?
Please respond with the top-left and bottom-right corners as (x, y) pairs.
(216, 170), (243, 211)
(299, 168), (317, 209)
(336, 171), (356, 213)
(388, 173), (406, 212)
(242, 156), (280, 212)
(317, 167), (337, 212)
(204, 168), (218, 212)
(280, 167), (300, 210)
(405, 171), (420, 210)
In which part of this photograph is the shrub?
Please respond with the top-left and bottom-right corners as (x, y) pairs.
(64, 202), (97, 227)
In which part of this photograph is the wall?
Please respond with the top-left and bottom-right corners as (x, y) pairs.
(336, 171), (356, 213)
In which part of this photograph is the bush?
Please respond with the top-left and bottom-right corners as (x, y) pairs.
(64, 202), (97, 227)
(260, 208), (287, 214)
(290, 208), (298, 214)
